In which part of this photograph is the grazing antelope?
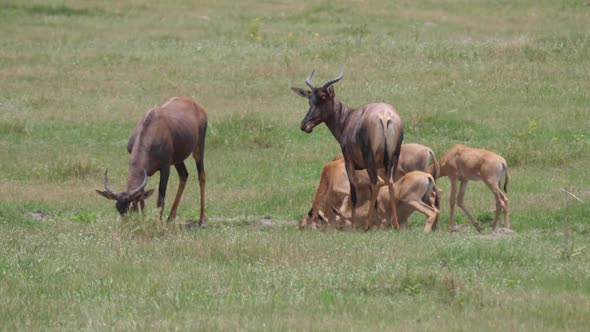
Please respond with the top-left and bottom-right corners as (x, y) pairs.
(292, 69), (404, 230)
(298, 154), (372, 230)
(435, 144), (510, 232)
(96, 96), (208, 227)
(299, 143), (439, 228)
(326, 171), (441, 232)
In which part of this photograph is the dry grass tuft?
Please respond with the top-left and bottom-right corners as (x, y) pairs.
(113, 210), (182, 240)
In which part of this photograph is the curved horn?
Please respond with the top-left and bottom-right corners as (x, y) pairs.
(103, 169), (117, 196)
(321, 68), (344, 90)
(305, 69), (316, 89)
(128, 169), (148, 197)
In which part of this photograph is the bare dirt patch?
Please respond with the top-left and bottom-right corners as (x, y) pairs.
(477, 227), (517, 239)
(24, 211), (52, 222)
(179, 217), (297, 229)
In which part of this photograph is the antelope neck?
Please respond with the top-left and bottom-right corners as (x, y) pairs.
(324, 99), (352, 143)
(125, 164), (145, 193)
(437, 159), (451, 178)
(127, 143), (150, 192)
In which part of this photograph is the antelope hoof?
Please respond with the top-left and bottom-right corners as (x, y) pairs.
(197, 215), (207, 228)
(185, 221), (197, 230)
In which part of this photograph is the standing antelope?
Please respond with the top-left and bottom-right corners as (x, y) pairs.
(435, 144), (510, 232)
(96, 96), (208, 227)
(397, 143), (439, 180)
(292, 69), (404, 230)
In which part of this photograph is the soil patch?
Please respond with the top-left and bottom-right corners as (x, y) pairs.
(179, 217), (297, 229)
(25, 211), (52, 222)
(477, 227), (517, 239)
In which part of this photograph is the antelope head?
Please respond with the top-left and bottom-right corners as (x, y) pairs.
(298, 208), (330, 230)
(291, 69), (344, 133)
(95, 169), (154, 215)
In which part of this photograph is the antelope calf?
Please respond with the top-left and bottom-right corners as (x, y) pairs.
(327, 171), (441, 232)
(96, 96), (208, 227)
(299, 143), (439, 229)
(298, 155), (371, 230)
(395, 143), (439, 180)
(435, 144), (510, 232)
(292, 69), (404, 230)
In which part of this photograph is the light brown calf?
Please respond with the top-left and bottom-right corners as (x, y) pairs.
(396, 143), (439, 180)
(299, 143), (439, 230)
(298, 155), (371, 230)
(435, 144), (510, 232)
(328, 171), (441, 232)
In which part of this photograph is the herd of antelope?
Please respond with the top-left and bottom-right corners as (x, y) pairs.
(96, 69), (510, 233)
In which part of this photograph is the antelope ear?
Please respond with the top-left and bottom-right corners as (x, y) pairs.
(141, 189), (155, 200)
(298, 216), (308, 229)
(96, 189), (117, 200)
(291, 87), (311, 98)
(327, 85), (335, 97)
(317, 210), (328, 223)
(330, 206), (348, 220)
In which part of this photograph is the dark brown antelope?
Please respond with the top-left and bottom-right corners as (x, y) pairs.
(291, 69), (404, 230)
(96, 96), (208, 227)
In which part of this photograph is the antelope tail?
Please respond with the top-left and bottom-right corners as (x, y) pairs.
(433, 179), (442, 210)
(383, 118), (398, 179)
(428, 149), (440, 180)
(502, 163), (510, 194)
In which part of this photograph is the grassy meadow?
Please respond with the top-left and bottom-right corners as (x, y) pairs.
(1, 0), (589, 330)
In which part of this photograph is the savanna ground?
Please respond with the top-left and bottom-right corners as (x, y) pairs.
(1, 0), (589, 330)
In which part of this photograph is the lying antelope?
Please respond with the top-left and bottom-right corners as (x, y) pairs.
(96, 96), (208, 227)
(304, 171), (441, 232)
(435, 144), (510, 232)
(292, 69), (404, 230)
(299, 155), (371, 230)
(299, 143), (439, 228)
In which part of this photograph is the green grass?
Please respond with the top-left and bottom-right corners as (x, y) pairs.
(1, 0), (589, 330)
(1, 210), (589, 330)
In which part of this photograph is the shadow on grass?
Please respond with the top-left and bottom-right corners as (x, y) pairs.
(0, 4), (113, 17)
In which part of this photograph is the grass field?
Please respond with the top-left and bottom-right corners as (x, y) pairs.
(1, 0), (589, 330)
